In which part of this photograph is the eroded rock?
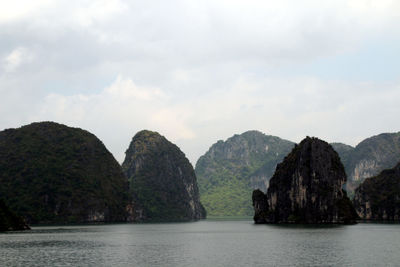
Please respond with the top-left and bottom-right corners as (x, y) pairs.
(253, 137), (358, 224)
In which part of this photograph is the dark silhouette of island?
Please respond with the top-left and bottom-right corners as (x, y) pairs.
(253, 137), (358, 224)
(0, 122), (129, 225)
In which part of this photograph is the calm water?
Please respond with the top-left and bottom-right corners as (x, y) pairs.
(1, 220), (400, 266)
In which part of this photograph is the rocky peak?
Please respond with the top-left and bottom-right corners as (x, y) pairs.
(253, 137), (358, 224)
(122, 130), (206, 222)
(196, 130), (294, 192)
(195, 130), (294, 216)
(202, 130), (290, 164)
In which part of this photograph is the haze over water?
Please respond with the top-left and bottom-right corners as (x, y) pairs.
(1, 220), (400, 266)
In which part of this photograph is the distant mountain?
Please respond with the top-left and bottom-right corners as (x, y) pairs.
(197, 131), (400, 217)
(0, 122), (129, 224)
(330, 143), (354, 166)
(353, 162), (400, 221)
(334, 133), (400, 192)
(253, 137), (357, 224)
(347, 133), (400, 181)
(195, 131), (294, 216)
(122, 130), (206, 222)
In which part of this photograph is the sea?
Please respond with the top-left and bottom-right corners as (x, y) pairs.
(1, 220), (399, 266)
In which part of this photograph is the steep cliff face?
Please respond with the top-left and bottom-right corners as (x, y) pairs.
(353, 163), (400, 220)
(339, 133), (400, 191)
(253, 137), (358, 224)
(252, 189), (269, 223)
(122, 130), (206, 222)
(0, 199), (30, 231)
(195, 130), (294, 216)
(0, 122), (129, 224)
(196, 131), (400, 216)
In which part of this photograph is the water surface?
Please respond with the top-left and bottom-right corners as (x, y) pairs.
(1, 220), (399, 266)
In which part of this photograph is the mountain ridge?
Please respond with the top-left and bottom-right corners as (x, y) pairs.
(195, 130), (294, 216)
(196, 130), (400, 216)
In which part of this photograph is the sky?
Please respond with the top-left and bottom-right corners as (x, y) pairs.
(1, 0), (399, 164)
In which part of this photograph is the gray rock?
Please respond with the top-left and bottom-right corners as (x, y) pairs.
(253, 137), (358, 224)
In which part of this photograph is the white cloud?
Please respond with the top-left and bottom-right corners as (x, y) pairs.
(2, 0), (399, 63)
(0, 0), (126, 25)
(3, 47), (33, 72)
(0, 0), (51, 23)
(0, 0), (399, 164)
(150, 108), (196, 140)
(27, 74), (400, 164)
(105, 75), (165, 100)
(33, 76), (195, 162)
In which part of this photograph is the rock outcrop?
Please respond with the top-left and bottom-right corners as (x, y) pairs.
(334, 132), (400, 193)
(195, 130), (294, 216)
(253, 137), (358, 224)
(122, 130), (206, 222)
(0, 122), (129, 224)
(0, 199), (30, 231)
(252, 189), (269, 223)
(196, 131), (400, 216)
(353, 162), (400, 220)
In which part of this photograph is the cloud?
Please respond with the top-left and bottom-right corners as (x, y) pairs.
(32, 76), (196, 162)
(38, 75), (168, 123)
(0, 0), (51, 23)
(72, 0), (127, 28)
(0, 0), (399, 164)
(3, 47), (33, 72)
(2, 0), (399, 65)
(26, 74), (399, 164)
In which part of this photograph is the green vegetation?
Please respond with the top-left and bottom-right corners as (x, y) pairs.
(0, 122), (129, 224)
(331, 143), (355, 167)
(122, 130), (205, 222)
(196, 131), (294, 216)
(200, 177), (253, 216)
(197, 131), (400, 216)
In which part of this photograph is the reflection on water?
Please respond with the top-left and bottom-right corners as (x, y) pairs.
(1, 221), (400, 266)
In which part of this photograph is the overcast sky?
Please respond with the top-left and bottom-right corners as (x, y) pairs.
(1, 0), (399, 164)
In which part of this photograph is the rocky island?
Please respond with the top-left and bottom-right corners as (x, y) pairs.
(353, 162), (400, 221)
(0, 122), (129, 224)
(197, 131), (400, 216)
(122, 130), (206, 222)
(253, 137), (358, 224)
